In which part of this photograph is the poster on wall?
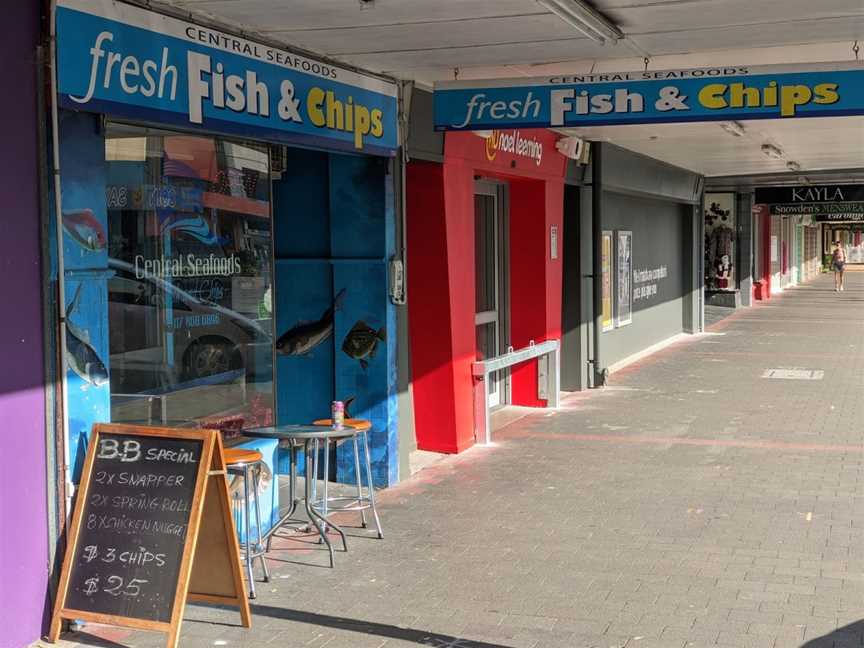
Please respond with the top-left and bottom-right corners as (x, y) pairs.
(601, 231), (613, 332)
(616, 231), (633, 327)
(704, 193), (736, 291)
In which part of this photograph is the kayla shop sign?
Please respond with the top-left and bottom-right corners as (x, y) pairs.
(433, 63), (864, 131)
(56, 0), (398, 155)
(755, 185), (864, 221)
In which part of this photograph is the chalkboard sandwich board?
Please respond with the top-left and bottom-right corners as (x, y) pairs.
(48, 423), (251, 648)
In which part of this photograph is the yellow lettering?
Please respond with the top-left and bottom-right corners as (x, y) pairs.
(370, 109), (384, 138)
(763, 81), (778, 107)
(729, 83), (761, 108)
(326, 91), (344, 130)
(814, 83), (840, 105)
(353, 105), (370, 149)
(698, 84), (728, 109)
(307, 87), (326, 127)
(780, 84), (812, 117)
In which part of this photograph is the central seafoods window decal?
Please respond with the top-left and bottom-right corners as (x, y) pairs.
(56, 0), (398, 155)
(432, 63), (864, 131)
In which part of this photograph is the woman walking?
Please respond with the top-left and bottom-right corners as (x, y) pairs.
(832, 240), (846, 292)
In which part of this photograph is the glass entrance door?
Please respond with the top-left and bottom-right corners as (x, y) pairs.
(474, 181), (508, 408)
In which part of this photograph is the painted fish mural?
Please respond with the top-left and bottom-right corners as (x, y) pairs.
(65, 284), (109, 387)
(276, 289), (346, 356)
(63, 208), (106, 251)
(341, 321), (385, 370)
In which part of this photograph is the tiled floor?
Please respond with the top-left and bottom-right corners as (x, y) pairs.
(52, 273), (864, 648)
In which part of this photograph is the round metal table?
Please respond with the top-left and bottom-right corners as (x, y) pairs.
(243, 424), (358, 567)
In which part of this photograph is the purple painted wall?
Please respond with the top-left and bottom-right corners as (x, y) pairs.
(0, 2), (50, 647)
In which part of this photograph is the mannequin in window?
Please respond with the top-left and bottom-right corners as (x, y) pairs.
(709, 224), (734, 289)
(715, 254), (732, 290)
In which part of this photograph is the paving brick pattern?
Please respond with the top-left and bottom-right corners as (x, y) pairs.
(55, 273), (864, 648)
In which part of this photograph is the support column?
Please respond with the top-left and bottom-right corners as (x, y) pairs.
(406, 161), (475, 453)
(509, 178), (563, 406)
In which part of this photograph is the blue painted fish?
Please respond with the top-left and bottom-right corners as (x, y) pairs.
(276, 289), (346, 356)
(65, 284), (109, 387)
(341, 321), (385, 370)
(63, 209), (106, 251)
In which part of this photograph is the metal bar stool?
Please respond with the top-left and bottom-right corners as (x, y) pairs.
(224, 448), (270, 598)
(310, 418), (383, 539)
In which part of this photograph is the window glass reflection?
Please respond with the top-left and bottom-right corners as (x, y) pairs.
(105, 124), (274, 431)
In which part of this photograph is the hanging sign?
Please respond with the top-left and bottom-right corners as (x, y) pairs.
(49, 424), (250, 648)
(433, 62), (864, 131)
(755, 185), (864, 220)
(56, 0), (398, 155)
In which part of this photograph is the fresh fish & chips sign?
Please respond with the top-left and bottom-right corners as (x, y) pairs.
(56, 0), (398, 155)
(434, 62), (864, 130)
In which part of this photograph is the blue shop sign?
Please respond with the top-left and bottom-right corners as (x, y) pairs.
(433, 63), (864, 131)
(57, 0), (398, 156)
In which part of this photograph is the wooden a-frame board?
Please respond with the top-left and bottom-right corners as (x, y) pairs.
(48, 423), (251, 648)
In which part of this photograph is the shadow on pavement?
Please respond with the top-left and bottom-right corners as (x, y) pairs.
(800, 620), (864, 647)
(54, 632), (130, 647)
(250, 604), (516, 647)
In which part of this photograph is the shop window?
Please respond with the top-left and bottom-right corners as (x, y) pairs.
(104, 123), (274, 428)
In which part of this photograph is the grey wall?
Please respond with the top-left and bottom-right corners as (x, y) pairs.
(737, 192), (754, 306)
(405, 87), (443, 162)
(561, 185), (584, 391)
(600, 192), (689, 369)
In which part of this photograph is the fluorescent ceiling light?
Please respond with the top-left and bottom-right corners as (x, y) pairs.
(538, 0), (624, 44)
(720, 121), (746, 137)
(761, 143), (784, 160)
(786, 160), (801, 172)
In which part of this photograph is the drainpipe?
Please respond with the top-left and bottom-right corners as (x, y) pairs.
(395, 80), (412, 305)
(49, 0), (72, 515)
(591, 144), (603, 387)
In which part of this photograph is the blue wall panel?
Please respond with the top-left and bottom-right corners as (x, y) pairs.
(274, 149), (330, 259)
(59, 111), (112, 482)
(273, 149), (398, 487)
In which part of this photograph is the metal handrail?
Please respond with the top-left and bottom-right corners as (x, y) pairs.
(471, 339), (560, 444)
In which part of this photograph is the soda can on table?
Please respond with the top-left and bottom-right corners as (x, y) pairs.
(331, 401), (344, 430)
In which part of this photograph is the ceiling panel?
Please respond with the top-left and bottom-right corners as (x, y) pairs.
(168, 0), (539, 30)
(562, 116), (864, 176)
(629, 18), (864, 56)
(599, 0), (864, 31)
(342, 38), (619, 70)
(267, 15), (578, 55)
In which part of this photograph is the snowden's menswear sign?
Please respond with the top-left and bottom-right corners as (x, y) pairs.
(56, 0), (398, 155)
(433, 63), (864, 131)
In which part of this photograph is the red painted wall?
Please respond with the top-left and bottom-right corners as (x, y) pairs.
(753, 205), (772, 301)
(407, 130), (566, 453)
(406, 161), (474, 453)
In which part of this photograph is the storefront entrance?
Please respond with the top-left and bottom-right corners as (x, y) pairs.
(473, 181), (509, 408)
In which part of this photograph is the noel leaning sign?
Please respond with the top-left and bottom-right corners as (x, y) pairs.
(55, 0), (398, 155)
(433, 62), (864, 130)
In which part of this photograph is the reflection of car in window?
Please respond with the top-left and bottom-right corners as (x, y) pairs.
(107, 257), (272, 393)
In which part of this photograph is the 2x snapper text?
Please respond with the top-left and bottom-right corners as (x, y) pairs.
(72, 31), (385, 149)
(455, 81), (840, 127)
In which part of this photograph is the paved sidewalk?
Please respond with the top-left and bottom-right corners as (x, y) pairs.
(55, 272), (864, 648)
